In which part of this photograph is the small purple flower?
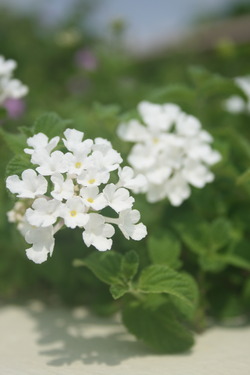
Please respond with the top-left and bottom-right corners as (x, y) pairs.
(74, 48), (98, 71)
(4, 98), (26, 118)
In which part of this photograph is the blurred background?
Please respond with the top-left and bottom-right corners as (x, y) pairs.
(1, 0), (250, 313)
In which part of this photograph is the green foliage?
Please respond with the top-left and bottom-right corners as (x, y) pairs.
(33, 112), (72, 138)
(75, 250), (198, 351)
(148, 232), (182, 269)
(122, 296), (194, 353)
(137, 265), (198, 318)
(1, 5), (250, 354)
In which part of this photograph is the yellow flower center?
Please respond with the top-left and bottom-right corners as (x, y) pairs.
(70, 210), (77, 217)
(88, 178), (96, 184)
(153, 137), (159, 144)
(75, 162), (82, 169)
(87, 198), (94, 203)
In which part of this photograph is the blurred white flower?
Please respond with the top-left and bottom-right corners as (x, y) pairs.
(0, 55), (28, 106)
(6, 128), (147, 263)
(117, 101), (221, 206)
(224, 76), (250, 114)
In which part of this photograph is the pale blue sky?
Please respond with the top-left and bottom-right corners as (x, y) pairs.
(0, 0), (240, 51)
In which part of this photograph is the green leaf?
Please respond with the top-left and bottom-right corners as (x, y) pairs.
(0, 107), (7, 118)
(210, 218), (232, 251)
(148, 232), (182, 269)
(121, 250), (139, 281)
(74, 251), (122, 285)
(110, 283), (128, 299)
(237, 169), (250, 186)
(173, 218), (209, 255)
(6, 154), (32, 177)
(0, 128), (27, 154)
(122, 297), (194, 353)
(149, 84), (196, 105)
(137, 265), (198, 317)
(92, 102), (120, 118)
(33, 112), (72, 138)
(18, 126), (34, 138)
(188, 66), (247, 99)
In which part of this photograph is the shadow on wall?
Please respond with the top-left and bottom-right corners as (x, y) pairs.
(26, 301), (154, 367)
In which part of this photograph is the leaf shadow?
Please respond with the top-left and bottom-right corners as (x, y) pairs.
(27, 302), (151, 367)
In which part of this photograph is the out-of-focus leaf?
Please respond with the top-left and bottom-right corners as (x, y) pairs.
(0, 128), (27, 154)
(121, 250), (139, 281)
(148, 232), (182, 269)
(73, 251), (122, 285)
(122, 296), (194, 353)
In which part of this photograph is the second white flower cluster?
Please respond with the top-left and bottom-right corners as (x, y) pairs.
(6, 129), (147, 264)
(118, 101), (221, 206)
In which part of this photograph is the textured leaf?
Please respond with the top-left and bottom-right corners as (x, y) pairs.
(210, 218), (232, 251)
(122, 297), (194, 353)
(148, 232), (182, 269)
(138, 265), (198, 316)
(110, 283), (128, 299)
(74, 251), (122, 285)
(33, 112), (72, 138)
(6, 154), (33, 177)
(121, 250), (139, 280)
(0, 128), (27, 154)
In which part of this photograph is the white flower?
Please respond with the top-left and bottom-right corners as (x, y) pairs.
(51, 173), (75, 201)
(24, 225), (55, 264)
(34, 150), (72, 176)
(26, 198), (61, 227)
(0, 55), (16, 76)
(224, 76), (250, 114)
(63, 128), (93, 155)
(117, 166), (148, 193)
(6, 127), (147, 262)
(103, 184), (134, 213)
(0, 55), (28, 105)
(6, 169), (47, 198)
(118, 101), (221, 205)
(82, 213), (115, 251)
(63, 128), (84, 151)
(224, 96), (246, 113)
(117, 119), (149, 142)
(77, 168), (110, 187)
(138, 101), (181, 131)
(118, 209), (147, 240)
(86, 149), (122, 172)
(182, 160), (214, 188)
(80, 186), (107, 210)
(59, 197), (89, 229)
(24, 133), (60, 155)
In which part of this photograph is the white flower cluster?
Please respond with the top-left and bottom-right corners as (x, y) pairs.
(6, 129), (147, 264)
(0, 55), (28, 105)
(117, 101), (221, 206)
(224, 76), (250, 114)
